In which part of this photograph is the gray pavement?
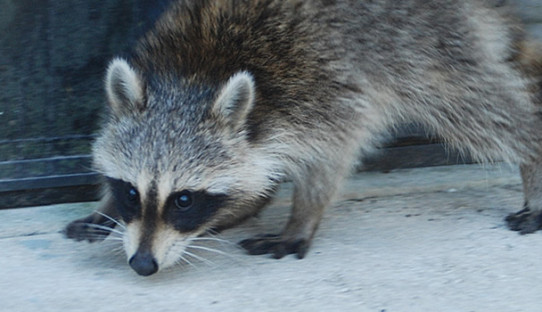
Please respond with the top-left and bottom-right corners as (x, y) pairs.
(2, 164), (542, 312)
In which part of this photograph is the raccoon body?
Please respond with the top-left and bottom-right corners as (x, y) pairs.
(66, 0), (542, 276)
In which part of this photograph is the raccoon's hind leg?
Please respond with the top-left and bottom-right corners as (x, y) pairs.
(505, 40), (542, 233)
(506, 162), (542, 233)
(64, 193), (120, 242)
(240, 163), (345, 259)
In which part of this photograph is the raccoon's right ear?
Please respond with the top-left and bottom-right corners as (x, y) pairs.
(105, 58), (145, 116)
(213, 71), (255, 130)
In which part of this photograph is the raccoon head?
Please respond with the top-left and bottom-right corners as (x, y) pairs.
(93, 58), (278, 276)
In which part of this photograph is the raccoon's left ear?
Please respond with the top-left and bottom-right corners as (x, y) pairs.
(213, 71), (255, 129)
(105, 58), (145, 116)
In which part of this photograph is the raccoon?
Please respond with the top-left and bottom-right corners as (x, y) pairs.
(65, 0), (542, 276)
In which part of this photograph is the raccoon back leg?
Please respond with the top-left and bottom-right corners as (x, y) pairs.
(240, 163), (344, 259)
(64, 193), (120, 242)
(506, 40), (542, 233)
(506, 162), (542, 233)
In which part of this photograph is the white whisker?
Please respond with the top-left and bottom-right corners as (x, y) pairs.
(189, 236), (236, 246)
(81, 235), (111, 241)
(85, 223), (125, 236)
(104, 237), (124, 241)
(94, 211), (126, 229)
(177, 254), (199, 270)
(185, 244), (233, 258)
(182, 249), (217, 267)
(205, 229), (220, 236)
(112, 249), (126, 256)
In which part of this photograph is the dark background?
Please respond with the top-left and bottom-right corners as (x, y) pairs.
(0, 0), (173, 207)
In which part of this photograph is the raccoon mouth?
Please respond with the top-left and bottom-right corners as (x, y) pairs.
(128, 233), (235, 276)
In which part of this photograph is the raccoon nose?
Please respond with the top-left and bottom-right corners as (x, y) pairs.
(129, 250), (158, 276)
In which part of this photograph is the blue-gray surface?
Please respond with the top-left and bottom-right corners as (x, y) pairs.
(2, 164), (542, 312)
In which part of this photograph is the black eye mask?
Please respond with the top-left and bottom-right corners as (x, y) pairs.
(164, 190), (229, 232)
(107, 177), (141, 223)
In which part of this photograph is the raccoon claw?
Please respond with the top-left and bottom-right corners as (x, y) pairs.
(505, 207), (542, 234)
(64, 216), (112, 243)
(239, 234), (310, 259)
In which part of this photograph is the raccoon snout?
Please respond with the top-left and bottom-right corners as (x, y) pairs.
(129, 250), (158, 276)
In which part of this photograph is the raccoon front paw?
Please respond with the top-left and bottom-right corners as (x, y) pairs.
(505, 207), (542, 234)
(64, 216), (112, 243)
(239, 234), (310, 259)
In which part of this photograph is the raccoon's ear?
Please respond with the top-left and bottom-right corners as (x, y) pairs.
(213, 71), (255, 129)
(105, 58), (145, 116)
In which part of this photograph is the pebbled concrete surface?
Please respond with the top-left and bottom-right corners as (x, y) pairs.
(2, 164), (542, 312)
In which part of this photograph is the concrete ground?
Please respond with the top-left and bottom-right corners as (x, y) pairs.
(2, 164), (542, 312)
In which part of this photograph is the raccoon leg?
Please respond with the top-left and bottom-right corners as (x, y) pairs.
(506, 162), (542, 233)
(64, 193), (120, 242)
(240, 165), (340, 259)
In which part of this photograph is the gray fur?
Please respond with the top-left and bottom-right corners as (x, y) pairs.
(66, 0), (542, 275)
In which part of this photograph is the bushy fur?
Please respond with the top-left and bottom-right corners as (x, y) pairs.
(66, 0), (542, 276)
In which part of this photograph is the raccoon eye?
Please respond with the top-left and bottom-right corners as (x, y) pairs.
(127, 187), (139, 203)
(175, 190), (193, 211)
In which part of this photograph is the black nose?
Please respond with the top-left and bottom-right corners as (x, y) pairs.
(129, 251), (158, 276)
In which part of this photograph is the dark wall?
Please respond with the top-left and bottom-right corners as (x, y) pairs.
(0, 0), (173, 207)
(0, 0), (172, 178)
